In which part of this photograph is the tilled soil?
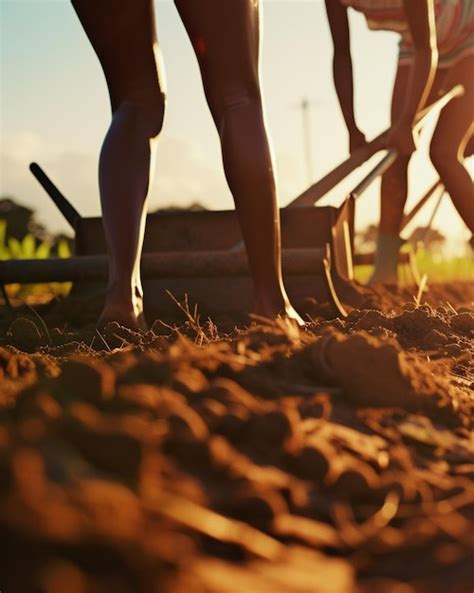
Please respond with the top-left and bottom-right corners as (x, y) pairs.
(0, 282), (473, 593)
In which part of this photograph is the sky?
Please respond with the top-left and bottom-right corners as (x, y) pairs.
(1, 0), (472, 251)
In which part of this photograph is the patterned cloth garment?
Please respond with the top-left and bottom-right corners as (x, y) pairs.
(341, 0), (474, 66)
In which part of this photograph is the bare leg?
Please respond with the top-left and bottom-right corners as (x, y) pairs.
(72, 0), (165, 329)
(369, 65), (412, 284)
(429, 55), (474, 235)
(175, 0), (302, 323)
(371, 64), (447, 284)
(464, 133), (474, 157)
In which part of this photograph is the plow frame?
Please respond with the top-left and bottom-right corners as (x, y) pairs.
(0, 86), (463, 316)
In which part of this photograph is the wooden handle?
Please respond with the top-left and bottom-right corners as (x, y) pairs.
(286, 131), (387, 209)
(401, 180), (443, 230)
(30, 163), (82, 229)
(349, 150), (398, 201)
(348, 85), (464, 202)
(287, 84), (464, 210)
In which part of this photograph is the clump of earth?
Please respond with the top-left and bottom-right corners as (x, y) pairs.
(0, 281), (473, 593)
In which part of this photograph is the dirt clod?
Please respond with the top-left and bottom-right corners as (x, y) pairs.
(0, 282), (473, 593)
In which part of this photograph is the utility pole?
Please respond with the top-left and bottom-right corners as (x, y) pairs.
(300, 97), (315, 186)
(291, 96), (317, 186)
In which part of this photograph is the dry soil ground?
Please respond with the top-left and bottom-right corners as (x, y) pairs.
(0, 281), (473, 593)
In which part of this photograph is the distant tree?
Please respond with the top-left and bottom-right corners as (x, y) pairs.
(152, 201), (207, 213)
(408, 226), (446, 249)
(0, 196), (73, 253)
(356, 223), (378, 252)
(0, 197), (36, 241)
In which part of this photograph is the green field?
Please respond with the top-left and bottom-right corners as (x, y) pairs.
(354, 247), (473, 285)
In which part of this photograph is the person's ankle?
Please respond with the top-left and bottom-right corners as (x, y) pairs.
(106, 282), (142, 306)
(253, 289), (286, 316)
(368, 232), (403, 285)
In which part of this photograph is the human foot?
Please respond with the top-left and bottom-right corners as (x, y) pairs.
(367, 233), (403, 286)
(98, 305), (147, 331)
(280, 304), (305, 326)
(253, 296), (305, 326)
(97, 289), (147, 331)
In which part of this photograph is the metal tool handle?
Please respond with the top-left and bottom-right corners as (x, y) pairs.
(401, 179), (443, 231)
(421, 191), (445, 245)
(349, 150), (398, 201)
(348, 84), (464, 202)
(287, 131), (387, 209)
(29, 162), (82, 229)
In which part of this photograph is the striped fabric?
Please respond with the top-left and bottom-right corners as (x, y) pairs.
(341, 0), (406, 32)
(342, 0), (474, 66)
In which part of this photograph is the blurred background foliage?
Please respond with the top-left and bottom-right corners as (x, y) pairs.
(0, 196), (73, 298)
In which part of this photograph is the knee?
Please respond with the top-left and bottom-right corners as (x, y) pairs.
(464, 135), (474, 158)
(223, 83), (261, 111)
(114, 91), (166, 140)
(208, 80), (262, 121)
(429, 140), (459, 173)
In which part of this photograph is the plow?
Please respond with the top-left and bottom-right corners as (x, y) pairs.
(0, 86), (463, 317)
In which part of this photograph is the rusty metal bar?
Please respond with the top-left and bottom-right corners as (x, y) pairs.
(349, 150), (398, 201)
(0, 248), (327, 284)
(348, 85), (463, 202)
(29, 162), (82, 229)
(287, 131), (387, 209)
(289, 84), (463, 209)
(401, 179), (443, 230)
(421, 191), (445, 245)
